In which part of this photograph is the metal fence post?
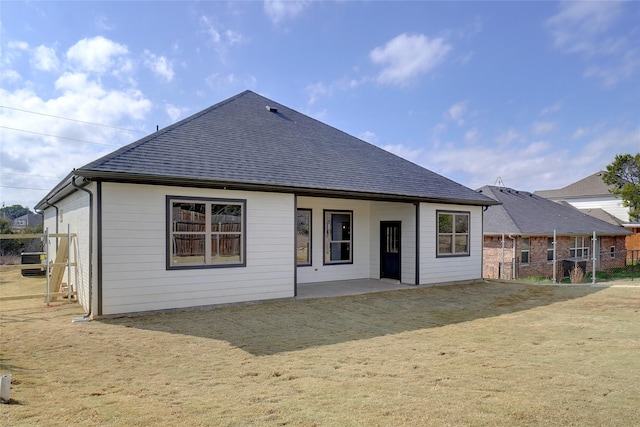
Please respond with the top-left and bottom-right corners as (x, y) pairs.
(553, 230), (557, 284)
(591, 231), (596, 285)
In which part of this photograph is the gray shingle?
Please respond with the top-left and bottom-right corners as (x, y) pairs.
(534, 171), (613, 198)
(79, 91), (495, 205)
(478, 185), (631, 236)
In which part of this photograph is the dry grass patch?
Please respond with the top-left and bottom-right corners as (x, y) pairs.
(2, 269), (640, 426)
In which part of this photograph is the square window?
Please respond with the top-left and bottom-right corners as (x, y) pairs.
(168, 197), (245, 269)
(437, 211), (470, 257)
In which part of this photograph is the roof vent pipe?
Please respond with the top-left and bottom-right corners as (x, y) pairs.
(266, 106), (278, 112)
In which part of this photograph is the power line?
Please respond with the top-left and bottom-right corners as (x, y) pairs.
(0, 105), (147, 134)
(0, 185), (51, 191)
(0, 126), (121, 147)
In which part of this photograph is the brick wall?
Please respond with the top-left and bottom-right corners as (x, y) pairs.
(483, 234), (628, 280)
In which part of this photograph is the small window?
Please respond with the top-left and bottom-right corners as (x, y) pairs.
(610, 246), (616, 258)
(297, 209), (311, 266)
(547, 237), (555, 261)
(168, 197), (245, 269)
(521, 237), (530, 264)
(324, 210), (352, 264)
(437, 211), (469, 257)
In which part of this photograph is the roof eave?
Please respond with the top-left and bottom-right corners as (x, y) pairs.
(34, 171), (79, 210)
(74, 169), (499, 206)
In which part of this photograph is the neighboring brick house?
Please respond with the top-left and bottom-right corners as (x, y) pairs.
(535, 171), (640, 255)
(478, 186), (632, 281)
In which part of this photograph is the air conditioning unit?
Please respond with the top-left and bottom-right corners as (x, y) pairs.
(21, 252), (46, 277)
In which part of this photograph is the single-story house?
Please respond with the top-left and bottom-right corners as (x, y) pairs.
(478, 185), (632, 280)
(36, 90), (497, 318)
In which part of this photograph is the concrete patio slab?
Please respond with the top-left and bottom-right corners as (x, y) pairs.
(296, 278), (416, 299)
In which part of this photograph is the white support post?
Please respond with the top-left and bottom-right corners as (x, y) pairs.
(0, 374), (11, 403)
(501, 233), (505, 280)
(67, 224), (72, 300)
(553, 230), (557, 284)
(45, 227), (50, 305)
(592, 231), (597, 285)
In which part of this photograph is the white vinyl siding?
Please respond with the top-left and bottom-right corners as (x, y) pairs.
(369, 201), (417, 285)
(564, 197), (630, 222)
(100, 183), (294, 315)
(296, 197), (370, 284)
(42, 183), (94, 314)
(419, 203), (483, 284)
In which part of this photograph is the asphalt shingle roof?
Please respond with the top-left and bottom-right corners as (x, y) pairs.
(77, 91), (495, 205)
(478, 185), (631, 236)
(534, 171), (613, 199)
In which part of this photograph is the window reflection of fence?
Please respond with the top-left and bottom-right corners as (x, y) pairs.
(173, 210), (206, 257)
(173, 211), (241, 257)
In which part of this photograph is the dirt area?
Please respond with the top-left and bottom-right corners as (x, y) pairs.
(1, 270), (639, 426)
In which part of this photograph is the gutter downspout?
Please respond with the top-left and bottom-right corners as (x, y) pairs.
(43, 201), (59, 235)
(71, 176), (93, 322)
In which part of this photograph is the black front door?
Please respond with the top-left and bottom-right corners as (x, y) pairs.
(380, 221), (401, 281)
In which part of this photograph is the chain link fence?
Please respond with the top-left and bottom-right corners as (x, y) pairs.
(495, 249), (639, 284)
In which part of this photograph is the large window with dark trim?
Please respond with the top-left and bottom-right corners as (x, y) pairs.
(297, 209), (311, 266)
(437, 211), (469, 256)
(324, 210), (352, 264)
(168, 197), (245, 269)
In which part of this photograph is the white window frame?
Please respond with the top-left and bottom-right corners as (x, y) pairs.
(570, 236), (590, 260)
(547, 237), (555, 262)
(521, 237), (530, 265)
(437, 211), (470, 257)
(167, 196), (246, 269)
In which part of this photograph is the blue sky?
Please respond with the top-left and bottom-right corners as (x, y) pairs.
(1, 1), (639, 210)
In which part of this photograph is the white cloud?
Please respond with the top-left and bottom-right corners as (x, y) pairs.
(198, 16), (247, 63)
(572, 127), (590, 139)
(496, 128), (520, 147)
(370, 33), (451, 86)
(539, 102), (561, 116)
(0, 69), (21, 83)
(143, 50), (174, 82)
(445, 101), (467, 126)
(8, 41), (29, 51)
(200, 15), (222, 43)
(359, 131), (378, 144)
(546, 2), (622, 56)
(305, 82), (331, 105)
(204, 72), (257, 92)
(464, 128), (480, 144)
(545, 1), (639, 86)
(66, 36), (129, 74)
(165, 103), (186, 122)
(0, 33), (153, 208)
(264, 0), (310, 24)
(381, 144), (424, 164)
(55, 72), (105, 97)
(531, 121), (555, 135)
(31, 45), (59, 71)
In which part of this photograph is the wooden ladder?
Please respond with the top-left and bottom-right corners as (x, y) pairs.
(48, 236), (69, 301)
